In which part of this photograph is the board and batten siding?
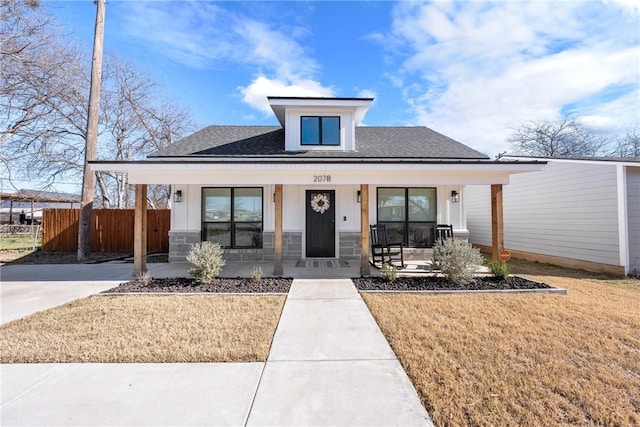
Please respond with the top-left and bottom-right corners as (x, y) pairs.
(465, 161), (621, 267)
(627, 167), (640, 273)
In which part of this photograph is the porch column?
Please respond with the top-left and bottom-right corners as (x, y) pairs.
(134, 184), (147, 276)
(360, 184), (370, 276)
(491, 184), (504, 261)
(273, 184), (283, 276)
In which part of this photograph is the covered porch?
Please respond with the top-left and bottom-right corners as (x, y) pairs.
(91, 159), (545, 277)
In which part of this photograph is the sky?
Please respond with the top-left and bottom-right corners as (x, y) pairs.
(40, 0), (640, 161)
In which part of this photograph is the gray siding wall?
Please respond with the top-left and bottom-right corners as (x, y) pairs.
(627, 167), (640, 273)
(465, 161), (621, 266)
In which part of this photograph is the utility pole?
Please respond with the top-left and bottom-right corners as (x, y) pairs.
(78, 0), (106, 262)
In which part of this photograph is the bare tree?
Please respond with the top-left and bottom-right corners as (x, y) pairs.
(508, 115), (608, 157)
(1, 4), (194, 207)
(94, 55), (193, 208)
(609, 129), (640, 158)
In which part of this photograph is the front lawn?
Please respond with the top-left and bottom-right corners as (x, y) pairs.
(0, 295), (285, 363)
(363, 262), (640, 426)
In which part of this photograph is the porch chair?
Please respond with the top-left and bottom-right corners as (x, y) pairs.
(370, 224), (405, 268)
(434, 224), (454, 243)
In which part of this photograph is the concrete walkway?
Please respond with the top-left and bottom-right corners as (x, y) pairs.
(247, 279), (432, 426)
(1, 268), (432, 426)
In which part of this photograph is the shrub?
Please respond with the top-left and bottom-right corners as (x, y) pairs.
(251, 265), (263, 282)
(432, 238), (483, 285)
(136, 270), (152, 286)
(381, 263), (398, 282)
(186, 241), (226, 283)
(488, 260), (510, 279)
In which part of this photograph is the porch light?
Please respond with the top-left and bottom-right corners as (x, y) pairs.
(451, 190), (460, 203)
(357, 190), (361, 203)
(173, 190), (182, 203)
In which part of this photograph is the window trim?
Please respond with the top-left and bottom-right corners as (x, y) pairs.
(201, 187), (264, 249)
(376, 187), (437, 248)
(300, 116), (341, 146)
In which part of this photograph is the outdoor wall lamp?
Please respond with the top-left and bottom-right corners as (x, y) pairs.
(357, 190), (361, 203)
(173, 190), (182, 203)
(451, 190), (460, 203)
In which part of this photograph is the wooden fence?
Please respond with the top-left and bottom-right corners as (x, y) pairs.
(42, 209), (170, 252)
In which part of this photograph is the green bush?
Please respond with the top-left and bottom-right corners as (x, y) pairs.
(186, 241), (226, 283)
(381, 263), (398, 282)
(488, 260), (510, 279)
(432, 238), (484, 285)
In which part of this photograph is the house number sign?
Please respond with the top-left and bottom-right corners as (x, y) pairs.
(313, 175), (332, 183)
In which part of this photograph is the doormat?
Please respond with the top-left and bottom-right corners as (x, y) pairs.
(295, 260), (351, 268)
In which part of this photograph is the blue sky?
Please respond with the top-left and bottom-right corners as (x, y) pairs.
(47, 0), (639, 159)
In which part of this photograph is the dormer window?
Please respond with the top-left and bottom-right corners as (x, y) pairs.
(301, 116), (340, 146)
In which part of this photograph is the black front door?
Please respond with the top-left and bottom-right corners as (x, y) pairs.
(306, 190), (335, 257)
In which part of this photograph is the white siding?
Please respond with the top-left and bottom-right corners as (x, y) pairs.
(464, 185), (492, 246)
(465, 161), (622, 266)
(627, 167), (640, 273)
(172, 183), (464, 234)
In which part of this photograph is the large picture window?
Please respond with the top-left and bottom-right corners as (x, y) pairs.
(301, 116), (340, 145)
(377, 187), (437, 247)
(202, 188), (263, 248)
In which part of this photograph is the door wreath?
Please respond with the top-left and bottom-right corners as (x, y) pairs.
(310, 193), (330, 214)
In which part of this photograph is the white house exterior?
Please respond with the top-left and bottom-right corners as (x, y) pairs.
(465, 156), (640, 275)
(91, 97), (545, 275)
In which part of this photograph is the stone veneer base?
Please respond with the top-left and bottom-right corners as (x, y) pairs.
(169, 230), (466, 263)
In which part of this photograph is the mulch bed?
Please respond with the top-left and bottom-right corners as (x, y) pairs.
(353, 275), (553, 291)
(104, 277), (293, 294)
(105, 275), (552, 294)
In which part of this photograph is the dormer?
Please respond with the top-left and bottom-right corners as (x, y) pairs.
(268, 96), (373, 152)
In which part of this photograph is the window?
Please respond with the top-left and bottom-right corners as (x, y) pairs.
(301, 116), (340, 145)
(202, 188), (263, 248)
(377, 188), (437, 247)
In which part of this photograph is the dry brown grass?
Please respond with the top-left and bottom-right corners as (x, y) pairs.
(363, 262), (640, 426)
(0, 295), (285, 363)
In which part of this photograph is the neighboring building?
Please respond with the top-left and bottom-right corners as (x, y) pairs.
(465, 156), (640, 275)
(92, 97), (545, 275)
(0, 189), (80, 224)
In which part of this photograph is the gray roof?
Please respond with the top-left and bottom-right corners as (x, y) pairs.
(502, 155), (640, 163)
(149, 125), (489, 159)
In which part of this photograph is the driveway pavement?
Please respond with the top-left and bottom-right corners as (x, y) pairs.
(1, 267), (432, 426)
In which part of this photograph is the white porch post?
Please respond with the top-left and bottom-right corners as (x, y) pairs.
(134, 184), (147, 276)
(273, 184), (283, 276)
(491, 184), (504, 261)
(360, 184), (370, 276)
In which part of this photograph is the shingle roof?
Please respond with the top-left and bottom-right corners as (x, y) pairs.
(503, 155), (640, 163)
(149, 125), (489, 159)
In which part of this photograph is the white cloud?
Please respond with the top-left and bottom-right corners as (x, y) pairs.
(120, 2), (333, 114)
(239, 76), (335, 114)
(357, 89), (377, 99)
(387, 0), (640, 156)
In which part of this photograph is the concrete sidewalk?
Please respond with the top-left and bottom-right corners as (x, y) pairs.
(247, 279), (432, 426)
(1, 277), (432, 426)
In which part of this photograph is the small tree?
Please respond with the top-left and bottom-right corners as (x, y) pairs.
(609, 129), (640, 158)
(508, 115), (607, 157)
(432, 239), (484, 285)
(186, 241), (225, 283)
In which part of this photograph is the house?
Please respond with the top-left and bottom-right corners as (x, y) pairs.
(464, 156), (640, 275)
(91, 96), (545, 276)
